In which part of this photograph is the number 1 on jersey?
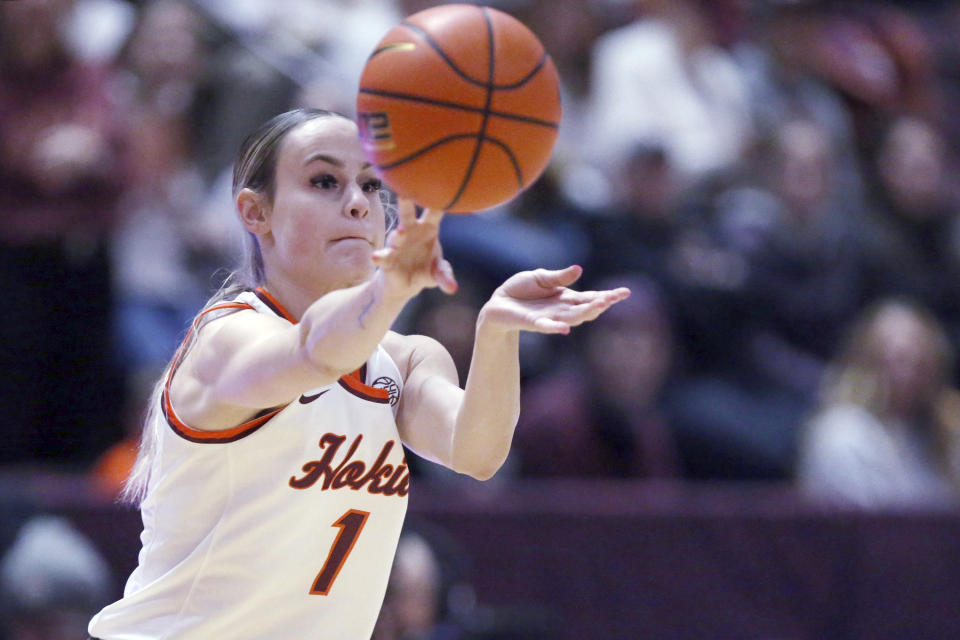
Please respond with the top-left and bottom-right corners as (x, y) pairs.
(310, 509), (370, 595)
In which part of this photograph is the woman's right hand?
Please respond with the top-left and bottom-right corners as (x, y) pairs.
(371, 199), (458, 297)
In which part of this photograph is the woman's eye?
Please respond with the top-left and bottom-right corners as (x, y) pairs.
(362, 178), (382, 193)
(311, 174), (338, 190)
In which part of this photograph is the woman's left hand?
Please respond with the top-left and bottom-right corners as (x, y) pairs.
(372, 199), (458, 297)
(479, 265), (630, 335)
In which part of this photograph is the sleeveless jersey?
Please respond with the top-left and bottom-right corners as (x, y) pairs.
(89, 289), (409, 640)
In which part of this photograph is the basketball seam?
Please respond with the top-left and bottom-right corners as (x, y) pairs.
(377, 133), (480, 170)
(376, 133), (523, 191)
(444, 7), (497, 210)
(356, 88), (559, 129)
(483, 136), (524, 189)
(399, 20), (549, 90)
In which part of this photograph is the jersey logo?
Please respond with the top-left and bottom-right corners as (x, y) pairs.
(299, 389), (330, 404)
(289, 433), (409, 498)
(371, 376), (400, 406)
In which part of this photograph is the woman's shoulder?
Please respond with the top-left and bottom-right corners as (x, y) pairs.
(381, 331), (453, 380)
(802, 402), (888, 453)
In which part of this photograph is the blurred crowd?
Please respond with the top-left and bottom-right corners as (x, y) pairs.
(4, 0), (960, 636)
(4, 0), (960, 507)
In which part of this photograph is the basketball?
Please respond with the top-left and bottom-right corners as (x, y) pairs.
(356, 3), (562, 213)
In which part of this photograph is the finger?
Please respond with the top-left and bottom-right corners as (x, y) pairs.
(420, 207), (445, 227)
(432, 258), (458, 295)
(561, 289), (606, 305)
(386, 224), (408, 249)
(371, 247), (393, 264)
(563, 286), (632, 305)
(568, 292), (632, 325)
(532, 316), (571, 335)
(397, 199), (418, 226)
(607, 287), (632, 301)
(556, 298), (613, 326)
(533, 265), (583, 291)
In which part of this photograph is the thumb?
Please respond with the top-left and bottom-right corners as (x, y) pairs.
(537, 264), (583, 289)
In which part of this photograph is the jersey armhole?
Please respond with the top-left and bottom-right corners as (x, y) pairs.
(162, 301), (286, 444)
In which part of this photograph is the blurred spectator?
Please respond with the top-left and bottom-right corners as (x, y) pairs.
(666, 118), (872, 479)
(90, 1), (242, 495)
(0, 0), (128, 467)
(801, 3), (942, 140)
(188, 0), (400, 179)
(584, 141), (686, 287)
(402, 277), (490, 386)
(859, 115), (960, 362)
(0, 515), (113, 640)
(436, 181), (591, 297)
(743, 119), (872, 379)
(922, 1), (960, 152)
(110, 0), (239, 376)
(797, 299), (960, 509)
(399, 273), (524, 485)
(373, 525), (472, 640)
(375, 522), (558, 640)
(512, 0), (609, 210)
(736, 1), (867, 219)
(514, 275), (679, 478)
(585, 0), (753, 185)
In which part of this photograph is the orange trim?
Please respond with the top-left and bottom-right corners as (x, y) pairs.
(163, 301), (281, 444)
(339, 367), (390, 403)
(251, 289), (391, 404)
(254, 287), (297, 322)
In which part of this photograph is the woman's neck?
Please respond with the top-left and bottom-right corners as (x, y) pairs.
(261, 271), (367, 321)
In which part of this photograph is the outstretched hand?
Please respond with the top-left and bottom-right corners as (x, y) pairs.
(480, 265), (631, 335)
(372, 199), (458, 297)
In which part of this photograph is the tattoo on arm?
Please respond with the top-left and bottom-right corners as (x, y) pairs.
(358, 293), (376, 329)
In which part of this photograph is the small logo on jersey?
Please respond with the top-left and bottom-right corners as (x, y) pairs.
(372, 376), (400, 406)
(299, 389), (330, 404)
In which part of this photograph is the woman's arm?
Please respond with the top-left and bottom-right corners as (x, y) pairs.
(170, 202), (455, 431)
(396, 265), (630, 479)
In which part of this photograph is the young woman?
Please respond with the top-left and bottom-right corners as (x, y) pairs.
(797, 299), (960, 509)
(88, 108), (630, 639)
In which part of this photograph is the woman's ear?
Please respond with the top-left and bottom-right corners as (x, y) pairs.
(237, 188), (270, 235)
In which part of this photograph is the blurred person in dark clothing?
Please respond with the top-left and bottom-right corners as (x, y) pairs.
(860, 115), (960, 364)
(667, 118), (874, 479)
(0, 0), (128, 467)
(586, 143), (682, 285)
(515, 275), (680, 478)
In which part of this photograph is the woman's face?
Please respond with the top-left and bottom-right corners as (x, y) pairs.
(870, 306), (941, 414)
(262, 116), (387, 293)
(877, 118), (945, 218)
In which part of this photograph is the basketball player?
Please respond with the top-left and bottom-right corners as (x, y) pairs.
(88, 108), (629, 640)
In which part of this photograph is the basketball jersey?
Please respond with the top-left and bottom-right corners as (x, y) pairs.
(89, 289), (409, 640)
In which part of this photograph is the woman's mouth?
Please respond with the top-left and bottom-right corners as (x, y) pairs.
(331, 236), (372, 246)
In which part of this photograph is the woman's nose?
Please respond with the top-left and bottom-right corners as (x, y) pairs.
(344, 184), (369, 219)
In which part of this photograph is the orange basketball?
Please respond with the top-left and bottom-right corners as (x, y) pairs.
(356, 3), (562, 213)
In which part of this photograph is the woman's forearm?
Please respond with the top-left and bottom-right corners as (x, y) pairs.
(451, 310), (522, 480)
(299, 270), (413, 378)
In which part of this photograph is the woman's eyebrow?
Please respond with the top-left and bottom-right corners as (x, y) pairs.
(303, 153), (372, 170)
(304, 153), (342, 167)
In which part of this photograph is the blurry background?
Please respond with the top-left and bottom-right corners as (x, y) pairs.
(3, 0), (960, 637)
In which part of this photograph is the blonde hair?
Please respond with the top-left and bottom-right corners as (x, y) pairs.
(820, 298), (960, 482)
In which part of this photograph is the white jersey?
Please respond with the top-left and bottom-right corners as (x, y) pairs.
(89, 289), (409, 640)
